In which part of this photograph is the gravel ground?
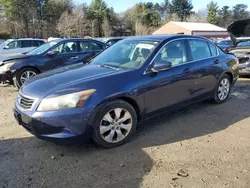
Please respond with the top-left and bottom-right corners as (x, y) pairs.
(1, 78), (250, 188)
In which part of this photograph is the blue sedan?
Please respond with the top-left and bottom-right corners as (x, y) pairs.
(14, 35), (239, 148)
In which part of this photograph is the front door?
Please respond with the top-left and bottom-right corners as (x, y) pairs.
(144, 39), (195, 114)
(43, 41), (81, 70)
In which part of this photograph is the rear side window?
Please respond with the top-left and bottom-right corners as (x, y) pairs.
(21, 40), (32, 48)
(79, 42), (103, 52)
(31, 40), (44, 47)
(208, 43), (218, 56)
(188, 40), (211, 61)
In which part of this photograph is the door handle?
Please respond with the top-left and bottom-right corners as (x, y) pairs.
(70, 56), (79, 60)
(214, 59), (220, 64)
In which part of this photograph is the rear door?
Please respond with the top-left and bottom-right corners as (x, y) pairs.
(21, 40), (37, 54)
(185, 39), (219, 98)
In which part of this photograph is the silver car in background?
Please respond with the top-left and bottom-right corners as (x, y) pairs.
(0, 38), (45, 57)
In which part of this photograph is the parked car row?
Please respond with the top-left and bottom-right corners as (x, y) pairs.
(13, 34), (239, 148)
(0, 38), (108, 87)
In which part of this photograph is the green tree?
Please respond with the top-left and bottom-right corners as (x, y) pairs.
(218, 6), (233, 28)
(169, 0), (194, 22)
(232, 4), (249, 20)
(206, 1), (219, 25)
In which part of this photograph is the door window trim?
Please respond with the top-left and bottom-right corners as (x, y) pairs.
(144, 37), (220, 75)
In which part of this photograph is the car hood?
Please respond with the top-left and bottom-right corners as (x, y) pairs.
(228, 19), (250, 37)
(1, 54), (31, 63)
(21, 64), (126, 98)
(228, 19), (250, 45)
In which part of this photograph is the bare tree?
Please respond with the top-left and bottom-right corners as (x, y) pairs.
(102, 17), (112, 37)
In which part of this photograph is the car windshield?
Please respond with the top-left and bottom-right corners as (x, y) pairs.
(237, 41), (250, 47)
(91, 40), (159, 70)
(27, 40), (60, 55)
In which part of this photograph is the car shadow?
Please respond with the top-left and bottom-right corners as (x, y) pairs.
(1, 79), (250, 188)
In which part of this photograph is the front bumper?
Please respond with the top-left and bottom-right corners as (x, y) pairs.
(14, 104), (94, 143)
(0, 71), (13, 84)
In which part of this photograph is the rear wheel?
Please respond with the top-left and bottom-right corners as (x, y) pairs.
(213, 74), (231, 104)
(92, 100), (137, 148)
(16, 68), (39, 88)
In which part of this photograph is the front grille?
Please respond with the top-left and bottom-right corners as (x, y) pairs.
(18, 94), (34, 110)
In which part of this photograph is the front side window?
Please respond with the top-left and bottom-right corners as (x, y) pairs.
(91, 40), (159, 70)
(52, 41), (77, 54)
(189, 40), (211, 61)
(4, 41), (21, 49)
(154, 40), (188, 67)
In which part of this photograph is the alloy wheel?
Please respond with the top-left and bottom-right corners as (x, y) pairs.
(218, 78), (230, 101)
(100, 108), (133, 143)
(20, 71), (37, 84)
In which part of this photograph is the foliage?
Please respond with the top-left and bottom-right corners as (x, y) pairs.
(206, 1), (219, 25)
(0, 0), (250, 38)
(169, 0), (194, 22)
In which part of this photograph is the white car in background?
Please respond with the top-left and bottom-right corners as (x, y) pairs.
(0, 38), (45, 58)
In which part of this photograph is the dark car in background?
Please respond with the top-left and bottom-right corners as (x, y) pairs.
(227, 19), (250, 76)
(0, 38), (108, 87)
(14, 35), (239, 148)
(216, 39), (234, 50)
(106, 37), (126, 46)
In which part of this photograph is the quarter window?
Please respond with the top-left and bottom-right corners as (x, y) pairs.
(154, 40), (188, 66)
(188, 40), (211, 60)
(208, 43), (218, 56)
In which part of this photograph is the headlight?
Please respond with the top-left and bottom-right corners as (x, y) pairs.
(37, 89), (96, 111)
(0, 62), (15, 73)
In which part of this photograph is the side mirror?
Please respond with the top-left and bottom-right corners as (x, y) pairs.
(151, 61), (172, 73)
(4, 45), (9, 49)
(46, 50), (58, 56)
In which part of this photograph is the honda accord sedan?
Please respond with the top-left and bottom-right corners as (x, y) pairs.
(14, 35), (239, 148)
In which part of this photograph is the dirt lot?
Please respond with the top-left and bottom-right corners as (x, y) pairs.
(1, 78), (250, 188)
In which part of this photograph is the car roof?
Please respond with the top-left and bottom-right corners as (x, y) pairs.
(123, 34), (210, 42)
(54, 38), (107, 44)
(12, 38), (45, 41)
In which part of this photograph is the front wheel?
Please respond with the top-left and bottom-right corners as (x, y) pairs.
(16, 68), (39, 88)
(213, 74), (231, 104)
(92, 100), (137, 148)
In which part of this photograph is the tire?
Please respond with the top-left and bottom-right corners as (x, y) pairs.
(213, 74), (231, 104)
(16, 67), (39, 88)
(92, 100), (137, 148)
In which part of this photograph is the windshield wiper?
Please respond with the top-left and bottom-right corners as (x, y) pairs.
(99, 64), (120, 70)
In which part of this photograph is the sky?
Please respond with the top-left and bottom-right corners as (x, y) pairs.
(74, 0), (250, 13)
